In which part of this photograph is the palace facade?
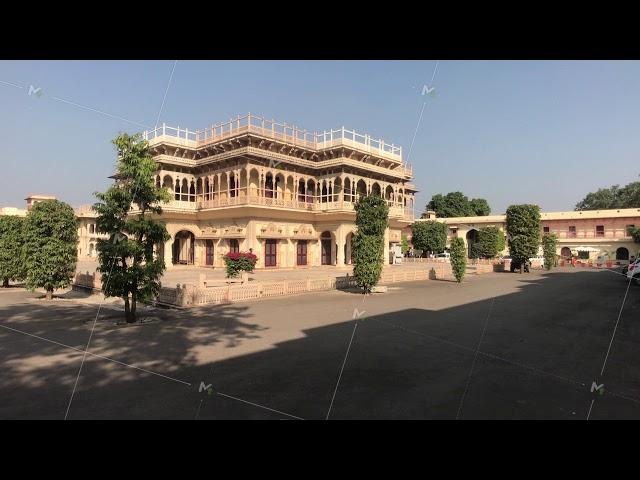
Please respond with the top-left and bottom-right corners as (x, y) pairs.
(141, 114), (417, 269)
(409, 208), (640, 263)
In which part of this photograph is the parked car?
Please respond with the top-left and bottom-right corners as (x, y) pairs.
(435, 252), (450, 259)
(625, 259), (640, 284)
(622, 258), (639, 275)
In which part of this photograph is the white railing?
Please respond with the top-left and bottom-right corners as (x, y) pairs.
(142, 113), (406, 164)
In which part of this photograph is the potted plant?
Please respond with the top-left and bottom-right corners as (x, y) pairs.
(223, 251), (258, 279)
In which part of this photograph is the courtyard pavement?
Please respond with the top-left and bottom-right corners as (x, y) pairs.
(1, 267), (639, 419)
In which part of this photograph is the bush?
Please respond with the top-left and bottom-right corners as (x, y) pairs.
(542, 233), (558, 270)
(477, 226), (506, 259)
(352, 195), (389, 293)
(450, 237), (466, 283)
(410, 220), (447, 256)
(0, 216), (26, 287)
(506, 204), (541, 273)
(223, 252), (257, 278)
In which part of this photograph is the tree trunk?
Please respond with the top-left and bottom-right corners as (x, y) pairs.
(130, 294), (137, 323)
(2, 277), (8, 288)
(124, 296), (132, 324)
(45, 288), (54, 300)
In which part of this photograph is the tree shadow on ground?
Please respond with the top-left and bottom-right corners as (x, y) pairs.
(0, 269), (639, 419)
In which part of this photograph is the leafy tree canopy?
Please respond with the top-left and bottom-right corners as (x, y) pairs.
(506, 204), (541, 269)
(450, 237), (466, 283)
(352, 195), (389, 293)
(410, 221), (447, 255)
(476, 226), (506, 259)
(94, 132), (171, 323)
(424, 192), (491, 218)
(542, 233), (558, 271)
(575, 178), (640, 210)
(23, 200), (78, 298)
(0, 216), (26, 287)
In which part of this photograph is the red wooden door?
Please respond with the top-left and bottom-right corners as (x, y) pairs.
(265, 239), (277, 267)
(205, 240), (214, 266)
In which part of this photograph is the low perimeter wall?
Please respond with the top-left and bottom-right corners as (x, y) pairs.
(73, 262), (458, 308)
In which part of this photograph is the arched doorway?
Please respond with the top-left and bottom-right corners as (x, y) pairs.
(345, 232), (355, 265)
(205, 240), (214, 266)
(321, 231), (333, 265)
(466, 229), (479, 258)
(616, 247), (629, 261)
(172, 230), (195, 265)
(561, 247), (572, 258)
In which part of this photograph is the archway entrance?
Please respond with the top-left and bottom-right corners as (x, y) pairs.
(173, 230), (195, 265)
(321, 231), (333, 265)
(616, 247), (629, 261)
(466, 229), (479, 258)
(345, 232), (355, 265)
(561, 247), (572, 259)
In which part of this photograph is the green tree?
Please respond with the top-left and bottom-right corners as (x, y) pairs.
(426, 191), (491, 218)
(410, 220), (447, 256)
(352, 195), (389, 293)
(575, 178), (640, 210)
(0, 216), (26, 288)
(450, 237), (466, 283)
(542, 233), (558, 271)
(23, 200), (78, 299)
(400, 234), (410, 254)
(94, 132), (171, 323)
(476, 226), (506, 259)
(506, 204), (541, 273)
(470, 198), (491, 216)
(630, 226), (640, 244)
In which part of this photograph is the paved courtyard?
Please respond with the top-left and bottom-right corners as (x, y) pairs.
(1, 267), (639, 419)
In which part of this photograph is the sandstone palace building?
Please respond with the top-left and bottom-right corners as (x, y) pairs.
(142, 114), (417, 270)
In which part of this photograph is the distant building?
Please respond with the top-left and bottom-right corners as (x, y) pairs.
(408, 208), (640, 263)
(0, 196), (106, 259)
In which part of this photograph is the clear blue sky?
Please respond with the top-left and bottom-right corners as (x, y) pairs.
(1, 60), (639, 214)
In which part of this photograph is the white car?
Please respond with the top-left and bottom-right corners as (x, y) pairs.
(435, 252), (450, 260)
(626, 259), (640, 283)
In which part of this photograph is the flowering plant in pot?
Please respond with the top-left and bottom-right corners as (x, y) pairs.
(223, 252), (257, 278)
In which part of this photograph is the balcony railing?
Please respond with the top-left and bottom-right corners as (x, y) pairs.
(142, 114), (411, 173)
(552, 229), (632, 240)
(159, 187), (413, 220)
